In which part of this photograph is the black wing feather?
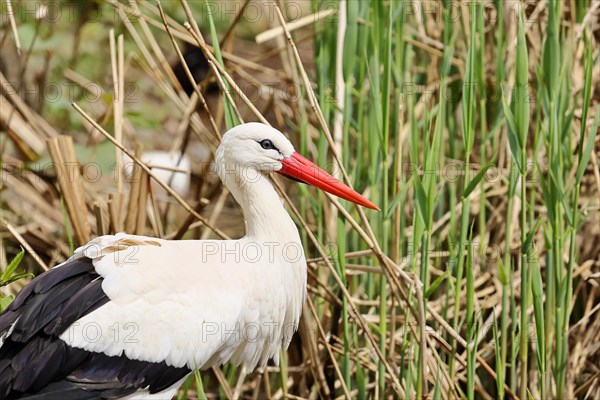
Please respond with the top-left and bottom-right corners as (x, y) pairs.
(12, 275), (95, 342)
(44, 278), (109, 336)
(8, 259), (95, 310)
(0, 257), (191, 399)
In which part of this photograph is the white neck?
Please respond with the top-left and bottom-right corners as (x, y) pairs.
(219, 165), (299, 241)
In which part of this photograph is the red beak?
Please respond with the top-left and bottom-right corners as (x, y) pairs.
(278, 152), (380, 211)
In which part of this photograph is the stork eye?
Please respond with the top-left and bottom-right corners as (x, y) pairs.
(259, 139), (275, 150)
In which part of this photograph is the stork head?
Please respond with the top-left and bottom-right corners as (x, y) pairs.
(216, 123), (379, 210)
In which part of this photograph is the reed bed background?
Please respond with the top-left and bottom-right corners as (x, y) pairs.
(1, 1), (599, 399)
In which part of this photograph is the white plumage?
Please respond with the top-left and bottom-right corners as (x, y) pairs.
(122, 151), (191, 198)
(61, 231), (305, 371)
(0, 123), (377, 399)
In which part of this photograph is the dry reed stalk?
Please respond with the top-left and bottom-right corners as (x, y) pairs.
(326, 0), (346, 238)
(1, 220), (48, 271)
(109, 30), (125, 231)
(0, 72), (58, 139)
(109, 7), (214, 150)
(181, 23), (267, 125)
(140, 1), (286, 77)
(3, 0), (20, 55)
(134, 171), (149, 235)
(156, 1), (221, 144)
(93, 202), (107, 236)
(306, 296), (352, 399)
(107, 193), (119, 234)
(124, 144), (144, 234)
(199, 188), (229, 241)
(298, 308), (330, 398)
(146, 183), (163, 238)
(46, 136), (90, 246)
(71, 102), (230, 240)
(132, 2), (181, 94)
(2, 173), (62, 233)
(255, 9), (337, 44)
(0, 95), (45, 157)
(0, 236), (8, 278)
(211, 367), (233, 400)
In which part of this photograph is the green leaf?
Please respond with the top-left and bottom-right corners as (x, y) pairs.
(343, 1), (359, 80)
(532, 260), (546, 374)
(531, 260), (544, 299)
(539, 176), (556, 225)
(193, 364), (207, 400)
(414, 177), (428, 225)
(522, 218), (543, 255)
(460, 4), (477, 156)
(492, 309), (504, 399)
(542, 0), (560, 99)
(425, 271), (449, 299)
(1, 249), (24, 281)
(425, 101), (445, 218)
(463, 164), (492, 199)
(355, 353), (366, 399)
(513, 6), (530, 145)
(0, 295), (15, 312)
(386, 176), (413, 219)
(501, 88), (522, 172)
(497, 257), (509, 286)
(433, 366), (442, 400)
(507, 165), (518, 198)
(549, 170), (573, 226)
(579, 37), (593, 129)
(0, 272), (34, 287)
(559, 190), (574, 228)
(576, 109), (600, 183)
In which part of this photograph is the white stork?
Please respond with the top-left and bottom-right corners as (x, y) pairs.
(0, 123), (378, 399)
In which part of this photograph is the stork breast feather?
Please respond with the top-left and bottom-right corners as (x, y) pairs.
(62, 237), (248, 368)
(65, 234), (294, 370)
(61, 289), (246, 368)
